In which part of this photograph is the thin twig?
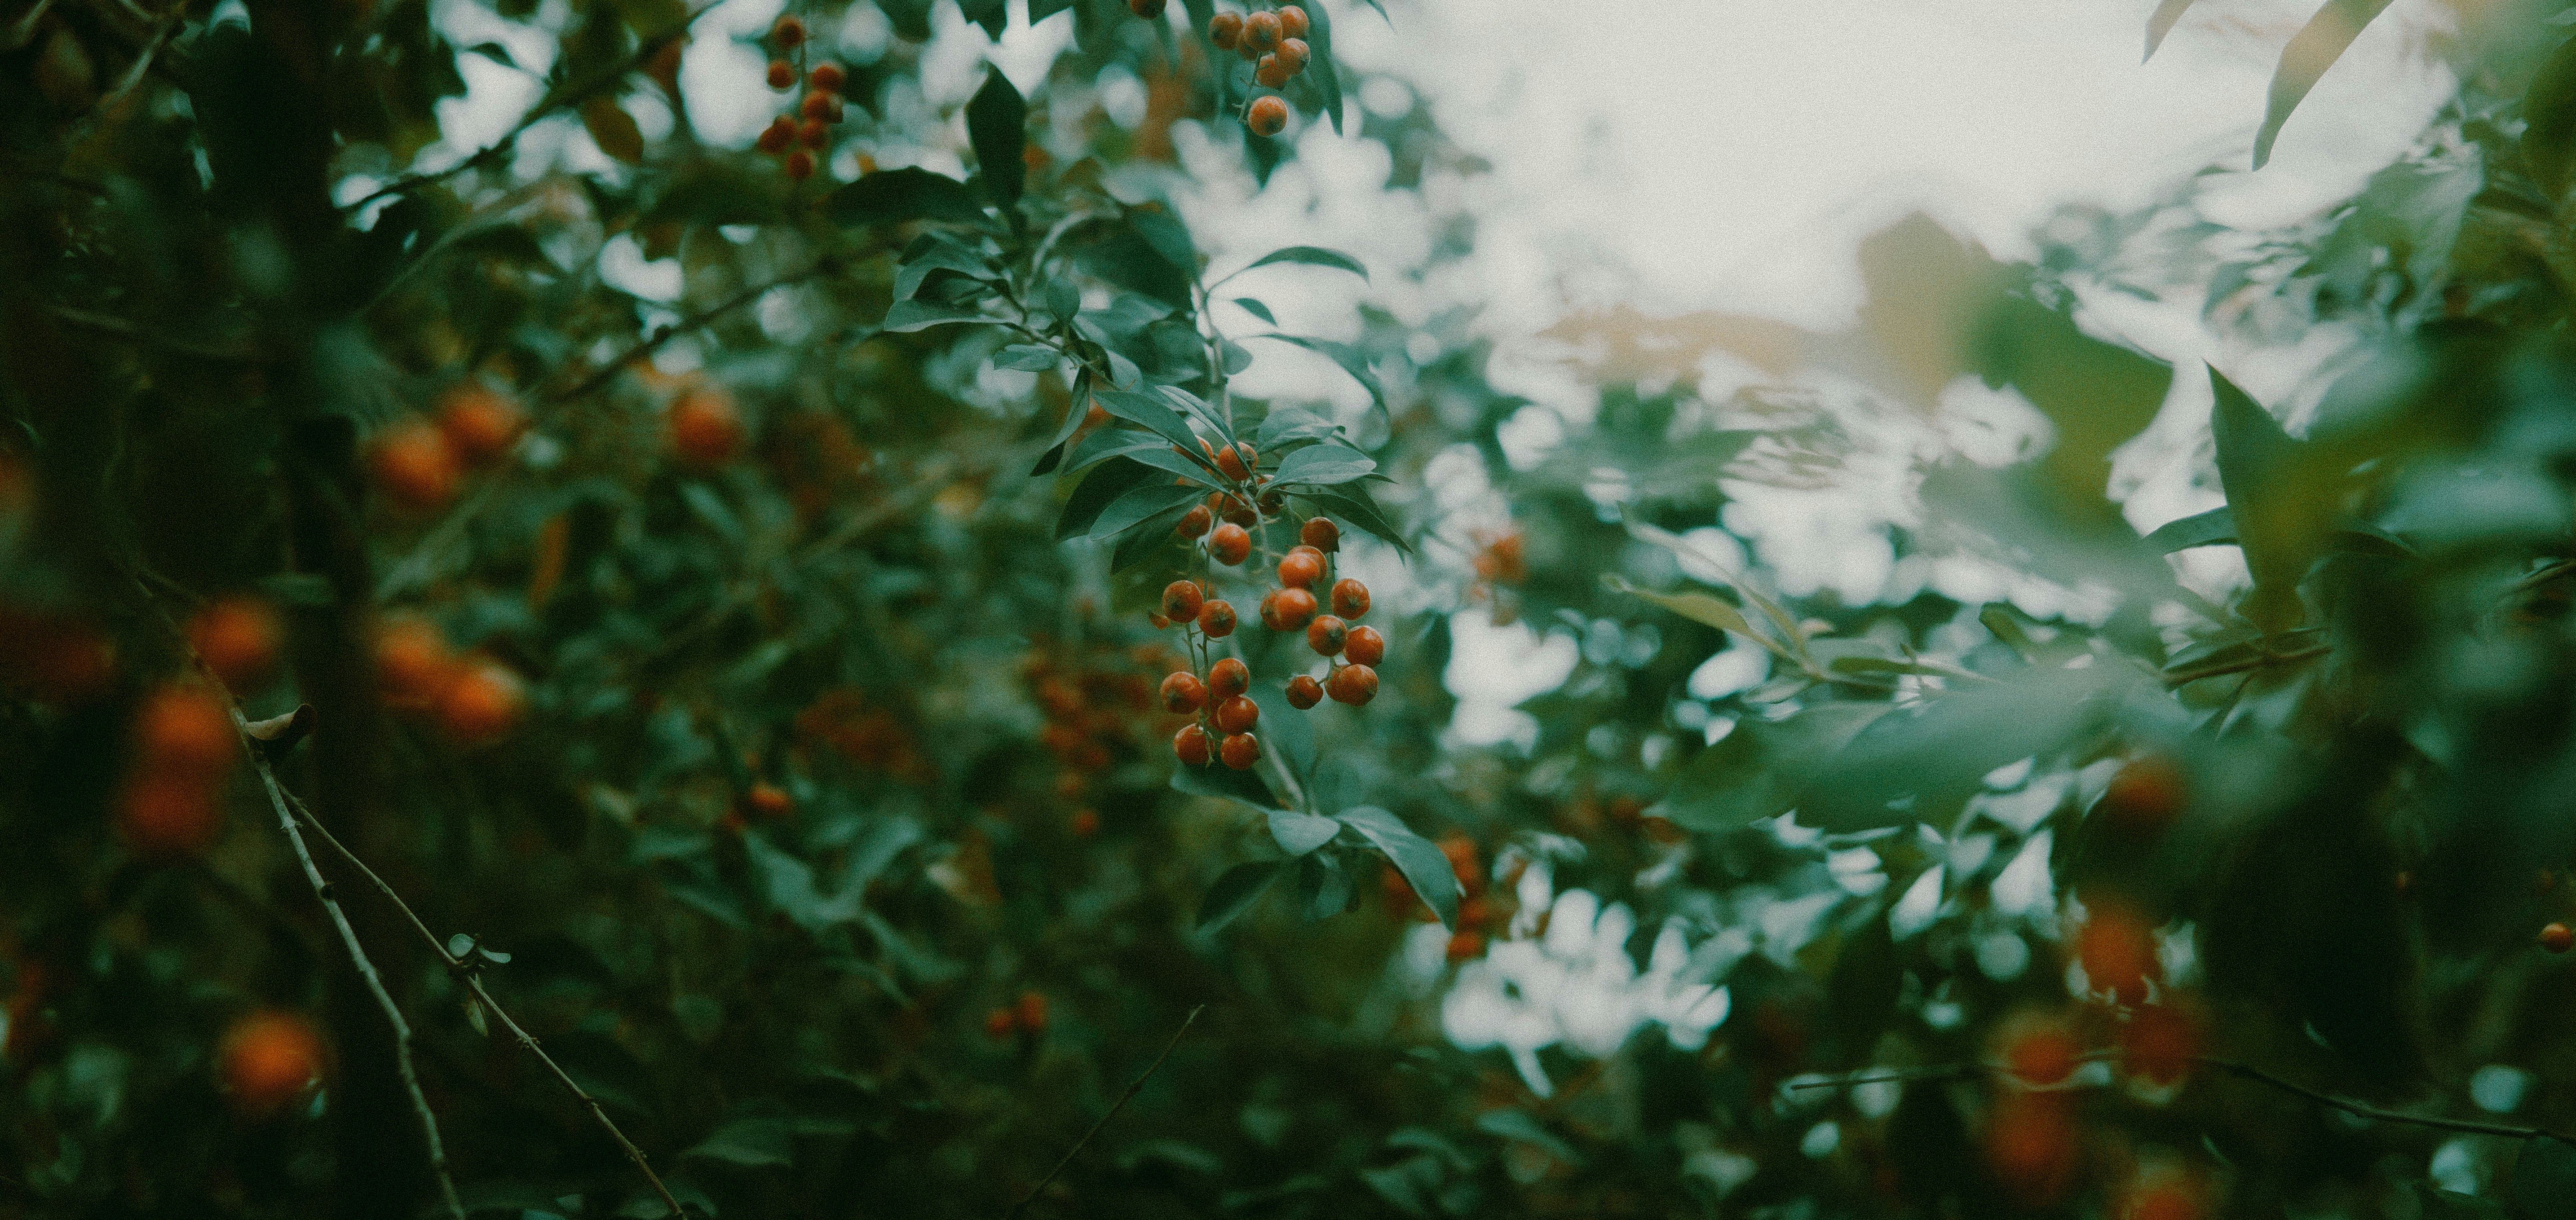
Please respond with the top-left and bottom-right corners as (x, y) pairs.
(540, 260), (838, 406)
(342, 0), (723, 213)
(281, 791), (695, 1219)
(1004, 1004), (1203, 1220)
(1783, 1063), (1982, 1092)
(47, 305), (263, 363)
(2200, 1058), (2576, 1143)
(243, 731), (468, 1220)
(100, 0), (183, 106)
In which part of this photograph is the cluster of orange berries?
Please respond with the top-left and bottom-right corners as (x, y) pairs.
(753, 16), (844, 182)
(981, 990), (1047, 1040)
(1207, 4), (1311, 137)
(1025, 645), (1165, 833)
(372, 617), (525, 745)
(370, 383), (528, 515)
(117, 683), (237, 857)
(1155, 507), (1383, 771)
(669, 383), (744, 469)
(1983, 1004), (2205, 1211)
(794, 687), (931, 782)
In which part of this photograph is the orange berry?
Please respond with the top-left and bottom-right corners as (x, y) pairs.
(757, 116), (795, 155)
(1343, 624), (1385, 667)
(1016, 991), (1047, 1032)
(1069, 808), (1100, 836)
(1446, 930), (1485, 962)
(1247, 95), (1288, 138)
(2004, 1026), (2082, 1086)
(2128, 1182), (2201, 1220)
(1159, 671), (1206, 714)
(1215, 441), (1255, 481)
(1325, 663), (1377, 705)
(1207, 657), (1249, 700)
(669, 388), (742, 467)
(1277, 36), (1308, 71)
(1128, 0), (1164, 15)
(1209, 11), (1242, 47)
(785, 149), (815, 180)
(984, 1007), (1017, 1039)
(809, 62), (845, 92)
(1255, 55), (1289, 88)
(1197, 599), (1237, 638)
(1215, 492), (1258, 527)
(1173, 723), (1212, 766)
(1301, 517), (1339, 552)
(136, 684), (234, 776)
(797, 117), (829, 148)
(2545, 922), (2573, 953)
(2102, 754), (2186, 833)
(2076, 903), (2160, 1005)
(221, 1011), (323, 1118)
(747, 783), (793, 818)
(119, 777), (223, 857)
(766, 58), (794, 89)
(1175, 505), (1213, 538)
(1209, 523), (1251, 564)
(371, 419), (459, 513)
(1276, 4), (1307, 37)
(1162, 580), (1205, 622)
(1984, 1094), (2078, 1206)
(1306, 614), (1347, 656)
(800, 92), (834, 122)
(1220, 731), (1260, 770)
(189, 596), (282, 689)
(1330, 578), (1369, 620)
(1277, 551), (1322, 588)
(373, 617), (453, 708)
(1213, 694), (1259, 735)
(436, 385), (525, 466)
(1243, 9), (1280, 49)
(770, 14), (805, 47)
(2120, 1002), (2200, 1086)
(1286, 674), (1322, 709)
(1268, 586), (1317, 631)
(436, 660), (523, 746)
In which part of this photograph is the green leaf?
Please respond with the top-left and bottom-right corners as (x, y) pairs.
(2209, 364), (2327, 632)
(1605, 575), (1790, 662)
(1624, 520), (1808, 664)
(1109, 501), (1195, 572)
(824, 166), (989, 228)
(1057, 457), (1154, 541)
(2526, 35), (2576, 198)
(1063, 427), (1166, 474)
(2143, 0), (2196, 60)
(1257, 407), (1338, 452)
(1472, 1110), (1578, 1163)
(1295, 851), (1352, 919)
(882, 299), (990, 333)
(1300, 489), (1410, 554)
(1233, 297), (1276, 325)
(965, 67), (1026, 210)
(1252, 333), (1383, 413)
(994, 344), (1061, 371)
(1798, 664), (2126, 833)
(1031, 0), (1076, 21)
(1089, 479), (1206, 541)
(1172, 756), (1279, 809)
(1197, 861), (1282, 932)
(686, 1118), (795, 1167)
(2252, 0), (2397, 170)
(1033, 373), (1095, 474)
(1337, 806), (1458, 929)
(1095, 388), (1210, 458)
(894, 233), (995, 300)
(1249, 680), (1316, 781)
(1268, 810), (1340, 855)
(1268, 443), (1376, 487)
(2143, 506), (2236, 553)
(1301, 0), (1345, 134)
(958, 0), (1003, 37)
(1242, 246), (1368, 282)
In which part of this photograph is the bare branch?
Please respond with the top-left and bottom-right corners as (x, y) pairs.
(1004, 1005), (1203, 1220)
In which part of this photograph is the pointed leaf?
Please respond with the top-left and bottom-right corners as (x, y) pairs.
(1095, 388), (1210, 458)
(1605, 575), (1790, 661)
(1173, 758), (1279, 809)
(1089, 479), (1206, 541)
(2252, 0), (2397, 169)
(1268, 810), (1341, 856)
(1197, 860), (1282, 933)
(966, 67), (1027, 207)
(1337, 806), (1459, 929)
(825, 167), (989, 228)
(1233, 297), (1277, 325)
(1056, 457), (1154, 541)
(2143, 506), (2237, 553)
(882, 299), (991, 333)
(2143, 0), (2196, 61)
(1243, 246), (1368, 282)
(1269, 443), (1376, 487)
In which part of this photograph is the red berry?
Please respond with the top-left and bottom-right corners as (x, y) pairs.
(1220, 731), (1260, 770)
(1286, 675), (1322, 709)
(1162, 580), (1204, 622)
(1016, 991), (1048, 1032)
(1326, 664), (1377, 705)
(2102, 754), (2186, 833)
(1215, 493), (1257, 527)
(137, 684), (234, 776)
(757, 116), (795, 154)
(1208, 657), (1249, 700)
(1069, 808), (1100, 837)
(437, 385), (525, 466)
(371, 419), (460, 512)
(1243, 9), (1280, 49)
(1301, 517), (1339, 552)
(1446, 930), (1485, 962)
(1198, 599), (1237, 638)
(2004, 1027), (2081, 1086)
(767, 58), (794, 88)
(1330, 578), (1369, 620)
(374, 617), (454, 708)
(771, 14), (805, 46)
(1343, 625), (1385, 667)
(984, 1007), (1017, 1039)
(1159, 671), (1206, 714)
(785, 149), (816, 180)
(798, 117), (829, 148)
(1173, 723), (1211, 766)
(1209, 523), (1251, 565)
(221, 1011), (323, 1118)
(189, 596), (282, 689)
(120, 776), (222, 857)
(1268, 586), (1317, 631)
(1209, 11), (1242, 48)
(1214, 694), (1259, 735)
(801, 91), (835, 122)
(1276, 4), (1308, 37)
(2077, 903), (2160, 1004)
(1278, 549), (1323, 589)
(669, 388), (742, 466)
(437, 660), (523, 745)
(1176, 505), (1213, 538)
(1275, 36), (1308, 73)
(1306, 614), (1347, 656)
(809, 62), (845, 92)
(747, 783), (793, 818)
(1255, 55), (1289, 88)
(1215, 441), (1255, 481)
(1247, 95), (1288, 138)
(2545, 922), (2573, 953)
(2120, 1003), (2200, 1086)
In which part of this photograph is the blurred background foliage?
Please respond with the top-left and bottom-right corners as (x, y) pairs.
(15, 0), (2576, 1218)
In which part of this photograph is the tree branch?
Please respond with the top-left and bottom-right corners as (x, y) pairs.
(1004, 1004), (1202, 1220)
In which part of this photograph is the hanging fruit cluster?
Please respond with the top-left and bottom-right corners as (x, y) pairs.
(369, 383), (527, 515)
(753, 15), (844, 182)
(1023, 640), (1167, 832)
(1206, 4), (1310, 137)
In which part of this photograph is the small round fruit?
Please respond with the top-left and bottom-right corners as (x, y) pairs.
(371, 420), (460, 512)
(1215, 441), (1255, 481)
(1159, 671), (1207, 714)
(747, 783), (794, 818)
(767, 58), (794, 88)
(2102, 754), (2186, 833)
(1343, 624), (1385, 667)
(373, 617), (452, 707)
(1271, 586), (1317, 631)
(1247, 95), (1288, 138)
(1208, 657), (1250, 700)
(770, 14), (805, 46)
(2004, 1028), (2081, 1086)
(2120, 1003), (2200, 1086)
(1286, 674), (1323, 709)
(798, 117), (829, 148)
(1069, 808), (1100, 837)
(1446, 930), (1485, 962)
(1326, 663), (1378, 705)
(1276, 4), (1308, 37)
(189, 596), (282, 689)
(436, 660), (524, 745)
(1173, 723), (1212, 766)
(1213, 694), (1259, 735)
(119, 778), (222, 857)
(1162, 580), (1205, 623)
(1330, 578), (1370, 620)
(756, 116), (795, 154)
(1198, 599), (1237, 638)
(1255, 54), (1289, 88)
(801, 91), (835, 121)
(1215, 493), (1258, 527)
(1220, 731), (1260, 770)
(1209, 523), (1251, 565)
(984, 1007), (1016, 1039)
(1209, 10), (1242, 47)
(2545, 922), (2573, 953)
(785, 149), (816, 180)
(437, 386), (525, 465)
(138, 685), (234, 775)
(809, 62), (845, 92)
(1275, 36), (1308, 71)
(1176, 504), (1213, 538)
(668, 389), (742, 467)
(1301, 517), (1339, 552)
(1306, 614), (1347, 656)
(1016, 991), (1048, 1032)
(1243, 9), (1280, 48)
(1128, 0), (1164, 15)
(222, 1011), (323, 1118)
(2076, 904), (2159, 1004)
(1278, 549), (1323, 589)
